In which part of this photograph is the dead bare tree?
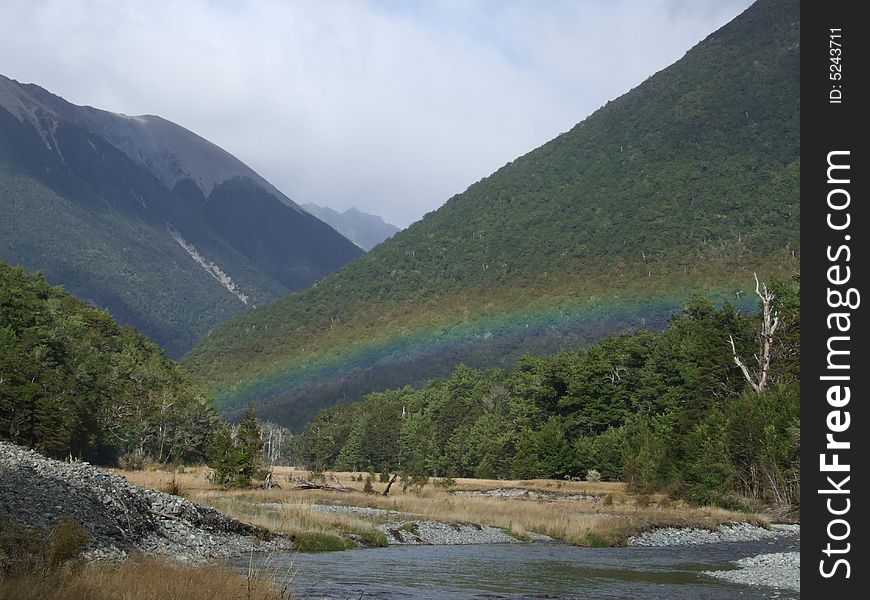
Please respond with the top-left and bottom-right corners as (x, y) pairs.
(729, 273), (779, 394)
(381, 473), (398, 496)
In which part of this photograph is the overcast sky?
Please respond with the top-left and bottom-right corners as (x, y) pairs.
(1, 0), (754, 227)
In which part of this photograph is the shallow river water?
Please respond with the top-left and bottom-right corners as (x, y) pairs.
(238, 535), (799, 600)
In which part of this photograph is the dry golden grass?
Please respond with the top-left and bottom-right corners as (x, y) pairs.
(109, 466), (768, 547)
(0, 554), (291, 600)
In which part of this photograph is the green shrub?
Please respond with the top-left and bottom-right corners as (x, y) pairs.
(47, 518), (91, 567)
(117, 452), (145, 471)
(585, 533), (611, 547)
(291, 532), (348, 552)
(352, 529), (388, 548)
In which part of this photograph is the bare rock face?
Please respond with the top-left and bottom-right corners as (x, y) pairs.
(0, 442), (289, 562)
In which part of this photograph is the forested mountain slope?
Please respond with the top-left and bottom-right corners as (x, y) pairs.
(184, 0), (799, 428)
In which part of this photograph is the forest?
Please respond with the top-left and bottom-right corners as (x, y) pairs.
(0, 259), (219, 464)
(1, 255), (800, 508)
(300, 275), (800, 507)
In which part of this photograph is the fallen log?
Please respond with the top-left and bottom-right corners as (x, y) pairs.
(289, 476), (349, 492)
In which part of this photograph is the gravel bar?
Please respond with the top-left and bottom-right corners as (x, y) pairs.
(628, 522), (799, 547)
(310, 503), (553, 545)
(703, 551), (800, 592)
(451, 487), (598, 502)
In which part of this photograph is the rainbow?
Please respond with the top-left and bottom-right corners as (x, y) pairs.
(215, 286), (754, 426)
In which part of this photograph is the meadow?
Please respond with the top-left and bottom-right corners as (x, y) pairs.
(113, 465), (770, 549)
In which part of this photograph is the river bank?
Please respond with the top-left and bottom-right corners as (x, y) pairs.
(112, 465), (795, 550)
(1, 445), (800, 597)
(1, 444), (797, 558)
(704, 551), (800, 592)
(0, 442), (289, 563)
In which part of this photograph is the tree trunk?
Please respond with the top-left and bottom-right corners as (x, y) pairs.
(382, 473), (398, 496)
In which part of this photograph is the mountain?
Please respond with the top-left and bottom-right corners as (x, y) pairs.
(302, 204), (400, 251)
(0, 75), (363, 357)
(183, 0), (800, 428)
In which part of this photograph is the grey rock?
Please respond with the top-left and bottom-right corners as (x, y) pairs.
(0, 442), (291, 563)
(703, 551), (800, 592)
(627, 522), (800, 547)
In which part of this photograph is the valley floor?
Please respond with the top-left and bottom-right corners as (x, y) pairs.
(111, 465), (792, 550)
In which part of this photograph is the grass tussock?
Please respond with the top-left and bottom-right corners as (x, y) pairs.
(289, 532), (350, 552)
(112, 466), (768, 547)
(0, 554), (291, 600)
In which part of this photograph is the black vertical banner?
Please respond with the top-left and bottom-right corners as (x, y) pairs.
(802, 0), (868, 596)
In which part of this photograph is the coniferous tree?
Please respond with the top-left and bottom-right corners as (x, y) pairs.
(235, 408), (263, 486)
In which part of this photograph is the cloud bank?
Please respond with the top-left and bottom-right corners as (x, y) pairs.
(1, 0), (753, 226)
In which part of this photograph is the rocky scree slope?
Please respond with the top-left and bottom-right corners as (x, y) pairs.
(0, 442), (288, 562)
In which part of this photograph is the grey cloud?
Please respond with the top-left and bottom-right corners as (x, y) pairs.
(0, 0), (753, 227)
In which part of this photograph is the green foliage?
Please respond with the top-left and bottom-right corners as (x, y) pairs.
(207, 422), (237, 487)
(184, 0), (800, 428)
(208, 408), (263, 488)
(591, 427), (628, 482)
(290, 532), (350, 552)
(0, 259), (220, 463)
(726, 384), (800, 504)
(434, 476), (456, 489)
(298, 283), (800, 507)
(585, 533), (611, 548)
(235, 408), (264, 484)
(623, 417), (670, 493)
(682, 410), (734, 505)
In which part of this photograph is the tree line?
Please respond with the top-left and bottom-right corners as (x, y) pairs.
(0, 260), (222, 464)
(300, 277), (800, 507)
(0, 260), (294, 484)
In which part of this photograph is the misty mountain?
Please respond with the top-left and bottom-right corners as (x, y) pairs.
(0, 74), (363, 357)
(302, 203), (400, 251)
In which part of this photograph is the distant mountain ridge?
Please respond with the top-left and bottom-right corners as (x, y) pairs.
(1, 80), (293, 204)
(183, 0), (800, 429)
(0, 74), (363, 356)
(302, 203), (400, 250)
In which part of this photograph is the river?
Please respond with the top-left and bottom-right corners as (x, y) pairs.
(238, 536), (799, 599)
